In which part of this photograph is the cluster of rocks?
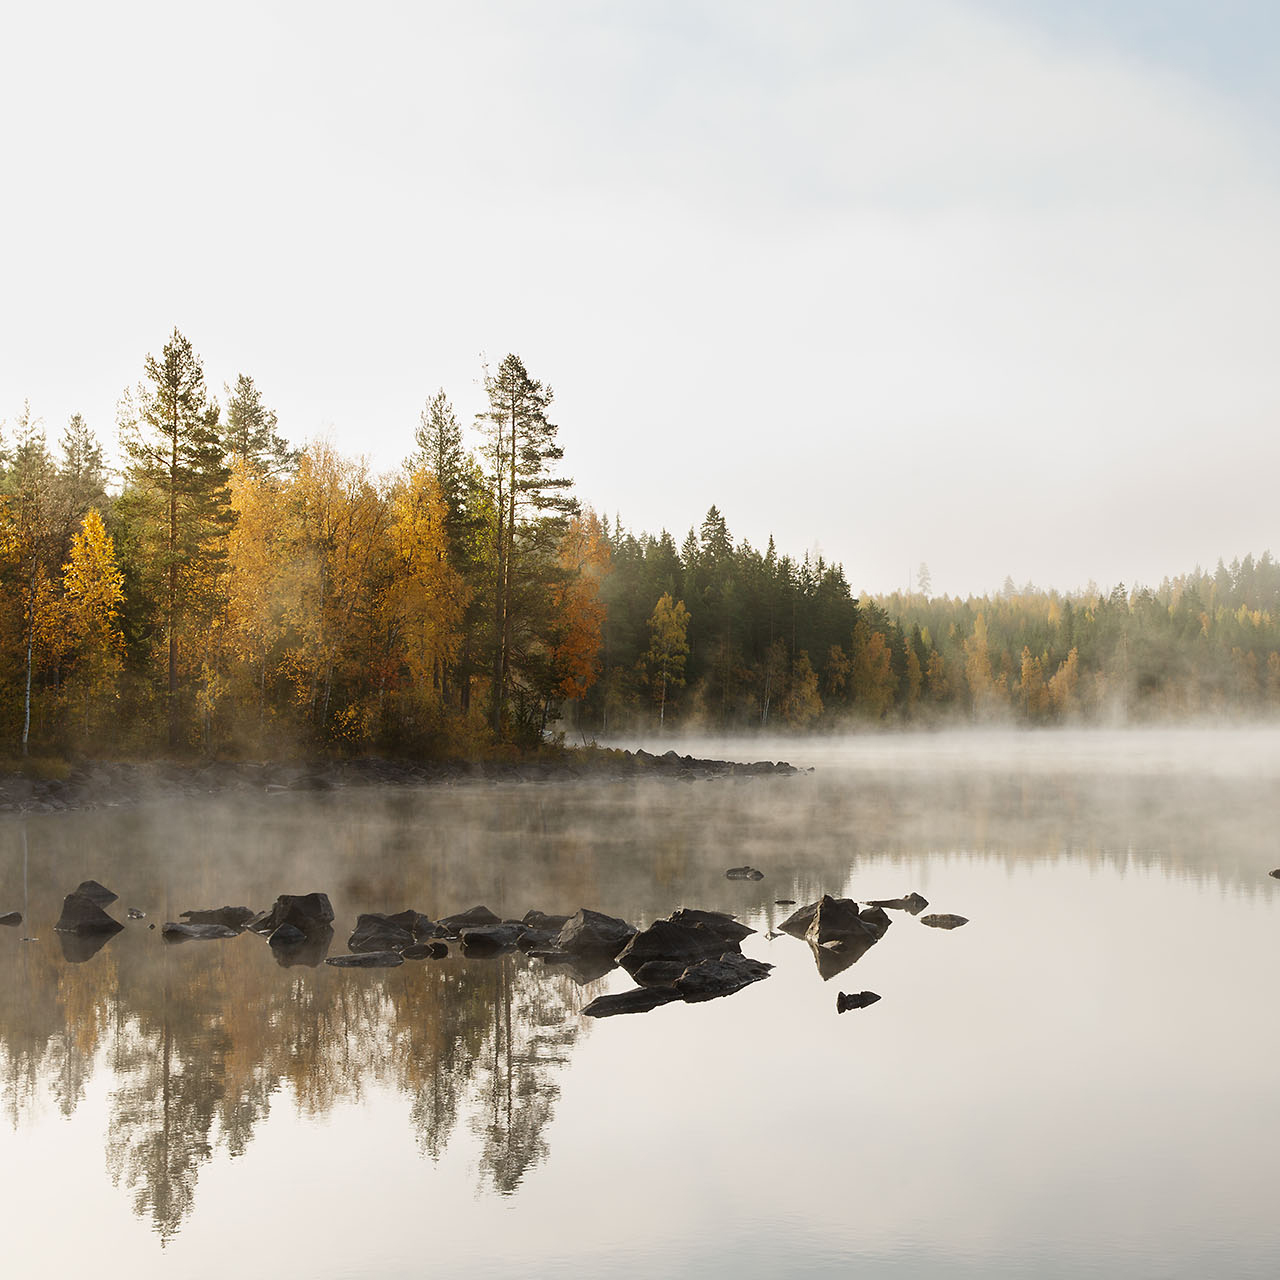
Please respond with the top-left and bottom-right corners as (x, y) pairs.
(0, 750), (799, 815)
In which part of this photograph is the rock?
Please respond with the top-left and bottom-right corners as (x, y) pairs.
(516, 926), (559, 951)
(179, 906), (255, 930)
(632, 959), (688, 987)
(582, 987), (684, 1018)
(348, 913), (417, 953)
(775, 899), (797, 905)
(675, 952), (774, 1002)
(805, 895), (879, 948)
(127, 908), (146, 920)
(0, 911), (21, 927)
(325, 951), (404, 968)
(554, 908), (636, 957)
(725, 866), (764, 881)
(867, 892), (929, 915)
(253, 892), (335, 936)
(1271, 870), (1280, 879)
(55, 891), (124, 936)
(522, 909), (571, 933)
(667, 908), (754, 945)
(268, 923), (307, 947)
(778, 900), (820, 937)
(858, 905), (892, 937)
(402, 941), (448, 959)
(72, 880), (117, 908)
(460, 924), (523, 955)
(384, 909), (437, 939)
(438, 905), (502, 934)
(837, 991), (881, 1012)
(617, 917), (743, 974)
(162, 921), (241, 941)
(920, 914), (969, 929)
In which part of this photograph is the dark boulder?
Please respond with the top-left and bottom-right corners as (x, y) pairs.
(617, 917), (743, 974)
(858, 905), (892, 937)
(516, 926), (559, 951)
(162, 921), (241, 942)
(402, 941), (449, 959)
(438, 905), (502, 934)
(725, 866), (764, 881)
(632, 959), (688, 988)
(55, 891), (124, 936)
(667, 908), (754, 945)
(837, 990), (881, 1012)
(0, 911), (21, 927)
(348, 913), (416, 953)
(253, 892), (335, 937)
(268, 922), (307, 948)
(460, 924), (523, 955)
(582, 987), (684, 1018)
(522, 909), (571, 932)
(72, 880), (117, 908)
(554, 908), (636, 957)
(921, 914), (969, 929)
(675, 952), (774, 1002)
(179, 905), (255, 930)
(1271, 870), (1280, 879)
(325, 951), (404, 968)
(384, 909), (437, 940)
(806, 895), (878, 948)
(867, 892), (929, 915)
(778, 900), (820, 938)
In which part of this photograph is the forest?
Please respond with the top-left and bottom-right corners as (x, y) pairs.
(4, 327), (1280, 760)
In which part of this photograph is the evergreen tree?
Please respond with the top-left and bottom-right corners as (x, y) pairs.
(223, 373), (296, 474)
(121, 329), (233, 747)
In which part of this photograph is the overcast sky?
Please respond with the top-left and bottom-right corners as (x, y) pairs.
(4, 0), (1279, 598)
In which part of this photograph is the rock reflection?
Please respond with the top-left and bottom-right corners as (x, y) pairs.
(0, 937), (591, 1241)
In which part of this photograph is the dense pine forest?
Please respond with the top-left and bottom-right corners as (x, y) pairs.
(4, 328), (1280, 760)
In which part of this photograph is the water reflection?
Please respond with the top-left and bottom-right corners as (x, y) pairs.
(1, 749), (1279, 1251)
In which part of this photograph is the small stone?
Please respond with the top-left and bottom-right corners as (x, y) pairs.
(920, 913), (969, 930)
(725, 866), (764, 881)
(836, 991), (881, 1013)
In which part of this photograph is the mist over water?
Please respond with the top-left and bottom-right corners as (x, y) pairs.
(3, 728), (1280, 1277)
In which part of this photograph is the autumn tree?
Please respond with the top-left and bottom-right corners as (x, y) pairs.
(120, 329), (233, 747)
(62, 509), (125, 737)
(640, 593), (690, 727)
(543, 510), (611, 715)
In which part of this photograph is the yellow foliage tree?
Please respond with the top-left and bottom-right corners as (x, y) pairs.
(62, 509), (125, 736)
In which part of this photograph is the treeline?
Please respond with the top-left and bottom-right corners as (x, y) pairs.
(5, 328), (1280, 758)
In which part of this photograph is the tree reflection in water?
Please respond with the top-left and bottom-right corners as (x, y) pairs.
(0, 933), (592, 1242)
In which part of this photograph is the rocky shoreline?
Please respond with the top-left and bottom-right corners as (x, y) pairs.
(0, 748), (802, 816)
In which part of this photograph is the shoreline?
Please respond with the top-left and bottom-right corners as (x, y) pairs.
(0, 748), (801, 816)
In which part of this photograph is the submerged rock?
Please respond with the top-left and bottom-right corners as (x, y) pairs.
(866, 892), (929, 915)
(554, 908), (636, 957)
(920, 914), (969, 930)
(0, 911), (21, 927)
(725, 866), (764, 881)
(582, 987), (684, 1018)
(162, 921), (241, 942)
(326, 950), (404, 968)
(837, 991), (881, 1013)
(675, 952), (773, 1002)
(55, 891), (124, 936)
(179, 905), (254, 930)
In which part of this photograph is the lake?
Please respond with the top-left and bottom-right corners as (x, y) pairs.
(3, 727), (1280, 1277)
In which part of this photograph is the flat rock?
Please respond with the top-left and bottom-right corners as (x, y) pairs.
(617, 917), (743, 974)
(179, 905), (255, 930)
(162, 921), (241, 941)
(675, 952), (774, 1002)
(582, 987), (684, 1018)
(632, 959), (688, 987)
(325, 950), (404, 968)
(867, 892), (929, 915)
(667, 908), (754, 944)
(920, 914), (969, 929)
(0, 911), (21, 927)
(837, 991), (881, 1012)
(725, 866), (764, 881)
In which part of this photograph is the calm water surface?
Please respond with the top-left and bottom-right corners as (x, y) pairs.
(3, 728), (1280, 1277)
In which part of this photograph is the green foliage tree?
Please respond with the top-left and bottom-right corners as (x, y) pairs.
(640, 592), (690, 727)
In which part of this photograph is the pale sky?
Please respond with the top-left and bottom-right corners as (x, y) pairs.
(3, 0), (1279, 599)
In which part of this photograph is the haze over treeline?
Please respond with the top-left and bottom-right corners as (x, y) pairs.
(3, 330), (1280, 758)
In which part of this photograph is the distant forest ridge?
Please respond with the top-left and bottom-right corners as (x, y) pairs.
(3, 331), (1278, 758)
